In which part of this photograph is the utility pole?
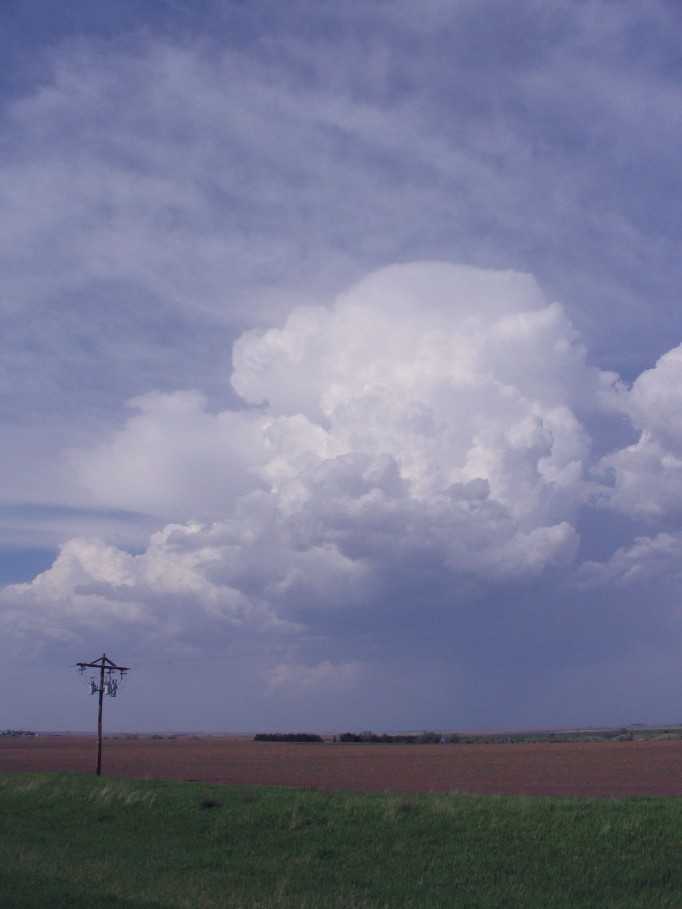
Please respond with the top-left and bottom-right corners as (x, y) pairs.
(76, 653), (129, 776)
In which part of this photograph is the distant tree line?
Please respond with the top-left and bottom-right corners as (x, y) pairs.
(254, 726), (682, 747)
(337, 731), (450, 744)
(253, 732), (324, 743)
(253, 731), (458, 744)
(1, 729), (38, 737)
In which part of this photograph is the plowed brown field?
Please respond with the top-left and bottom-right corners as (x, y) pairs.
(2, 735), (682, 797)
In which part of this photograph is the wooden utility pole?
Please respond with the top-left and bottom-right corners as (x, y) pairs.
(76, 653), (129, 775)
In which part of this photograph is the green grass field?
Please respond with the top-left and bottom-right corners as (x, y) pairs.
(1, 772), (682, 908)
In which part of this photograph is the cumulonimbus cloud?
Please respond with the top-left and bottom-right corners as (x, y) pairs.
(3, 262), (681, 653)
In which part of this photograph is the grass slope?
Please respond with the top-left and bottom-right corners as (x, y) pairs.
(1, 773), (681, 908)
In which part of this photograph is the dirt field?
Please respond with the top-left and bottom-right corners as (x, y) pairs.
(3, 735), (682, 797)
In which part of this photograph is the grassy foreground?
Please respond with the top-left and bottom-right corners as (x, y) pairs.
(1, 773), (682, 908)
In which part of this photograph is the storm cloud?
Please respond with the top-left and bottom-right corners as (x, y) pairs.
(4, 262), (682, 730)
(2, 1), (682, 733)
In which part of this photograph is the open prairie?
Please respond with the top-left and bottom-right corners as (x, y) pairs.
(3, 734), (682, 797)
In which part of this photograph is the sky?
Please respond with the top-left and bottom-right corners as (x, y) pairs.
(2, 0), (682, 734)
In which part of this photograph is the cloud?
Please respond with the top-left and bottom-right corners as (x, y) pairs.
(3, 1), (682, 732)
(68, 390), (270, 521)
(576, 532), (682, 588)
(595, 346), (682, 519)
(70, 262), (608, 538)
(0, 523), (289, 657)
(4, 2), (682, 439)
(2, 241), (682, 727)
(2, 261), (641, 658)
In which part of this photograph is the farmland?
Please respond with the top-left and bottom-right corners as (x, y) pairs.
(4, 734), (682, 907)
(3, 732), (682, 796)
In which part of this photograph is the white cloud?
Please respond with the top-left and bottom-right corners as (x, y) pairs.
(69, 262), (608, 539)
(596, 346), (682, 518)
(3, 262), (630, 654)
(0, 525), (285, 651)
(576, 532), (682, 588)
(10, 256), (682, 711)
(627, 346), (682, 448)
(229, 262), (614, 531)
(68, 390), (269, 521)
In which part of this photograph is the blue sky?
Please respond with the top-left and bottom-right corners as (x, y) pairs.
(2, 0), (682, 734)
